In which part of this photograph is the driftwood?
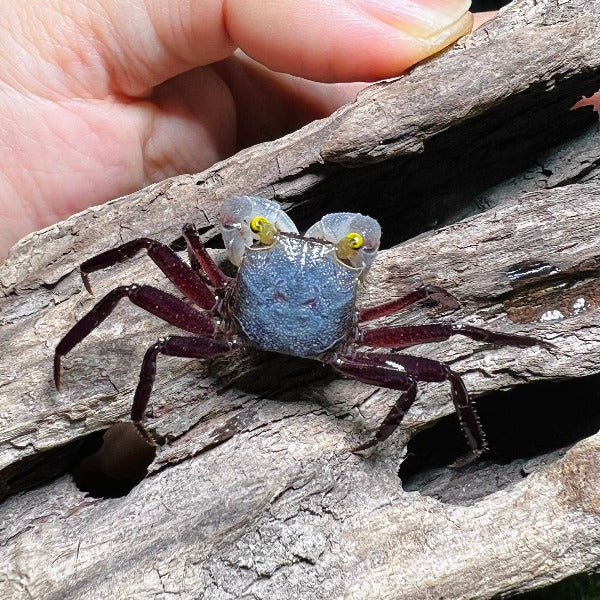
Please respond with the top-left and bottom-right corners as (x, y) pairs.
(2, 0), (600, 598)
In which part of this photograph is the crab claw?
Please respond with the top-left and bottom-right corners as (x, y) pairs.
(219, 196), (298, 265)
(306, 212), (381, 280)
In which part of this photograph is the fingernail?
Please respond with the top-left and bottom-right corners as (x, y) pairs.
(350, 0), (472, 40)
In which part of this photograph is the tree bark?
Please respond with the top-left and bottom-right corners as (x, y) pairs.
(1, 1), (600, 598)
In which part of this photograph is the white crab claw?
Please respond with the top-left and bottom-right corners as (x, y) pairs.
(306, 212), (381, 279)
(219, 196), (298, 265)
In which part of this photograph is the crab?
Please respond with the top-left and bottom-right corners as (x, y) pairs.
(54, 195), (547, 463)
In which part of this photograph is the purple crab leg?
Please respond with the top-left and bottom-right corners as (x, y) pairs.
(354, 380), (417, 452)
(80, 237), (216, 310)
(331, 351), (487, 460)
(131, 335), (232, 421)
(182, 223), (230, 289)
(54, 284), (216, 389)
(360, 323), (548, 350)
(359, 285), (460, 322)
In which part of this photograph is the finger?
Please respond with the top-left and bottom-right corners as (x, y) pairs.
(211, 54), (367, 149)
(224, 0), (473, 82)
(111, 0), (473, 88)
(146, 0), (473, 84)
(20, 0), (473, 98)
(142, 59), (363, 181)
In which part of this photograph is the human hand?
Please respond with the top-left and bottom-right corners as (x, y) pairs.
(0, 0), (473, 260)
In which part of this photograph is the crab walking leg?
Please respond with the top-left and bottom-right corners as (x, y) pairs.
(54, 285), (216, 389)
(80, 237), (217, 309)
(182, 224), (230, 289)
(332, 352), (487, 459)
(355, 381), (417, 451)
(359, 285), (460, 322)
(131, 335), (232, 421)
(330, 353), (418, 451)
(360, 323), (547, 350)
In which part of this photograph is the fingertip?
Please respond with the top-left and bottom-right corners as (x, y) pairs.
(226, 0), (473, 82)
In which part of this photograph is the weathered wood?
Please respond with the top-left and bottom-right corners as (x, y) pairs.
(1, 0), (600, 598)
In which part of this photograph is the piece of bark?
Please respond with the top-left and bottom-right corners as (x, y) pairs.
(2, 0), (600, 598)
(2, 184), (600, 598)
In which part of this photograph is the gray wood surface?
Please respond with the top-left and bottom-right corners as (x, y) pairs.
(1, 1), (600, 598)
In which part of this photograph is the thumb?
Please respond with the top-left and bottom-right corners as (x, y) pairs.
(224, 0), (473, 82)
(57, 0), (473, 96)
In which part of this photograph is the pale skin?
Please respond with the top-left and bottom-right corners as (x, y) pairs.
(0, 0), (482, 260)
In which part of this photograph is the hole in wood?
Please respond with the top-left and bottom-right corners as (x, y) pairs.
(286, 94), (596, 251)
(72, 422), (158, 498)
(0, 436), (89, 501)
(399, 374), (600, 505)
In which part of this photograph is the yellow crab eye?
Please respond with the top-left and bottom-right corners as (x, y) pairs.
(336, 232), (364, 260)
(249, 215), (277, 245)
(345, 232), (363, 249)
(250, 216), (269, 232)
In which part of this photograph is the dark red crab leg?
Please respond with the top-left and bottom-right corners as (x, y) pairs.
(353, 377), (417, 452)
(80, 237), (217, 310)
(54, 284), (216, 389)
(131, 335), (232, 421)
(331, 351), (487, 460)
(182, 223), (229, 289)
(359, 285), (460, 322)
(360, 323), (549, 350)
